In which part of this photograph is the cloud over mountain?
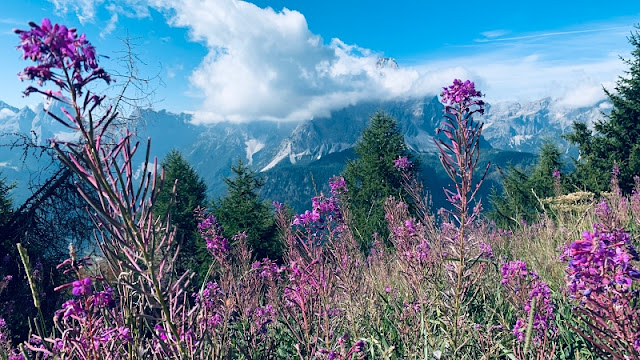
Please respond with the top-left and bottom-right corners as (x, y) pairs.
(46, 0), (632, 124)
(146, 0), (475, 123)
(47, 0), (472, 123)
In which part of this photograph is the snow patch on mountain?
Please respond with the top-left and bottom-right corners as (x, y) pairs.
(512, 135), (533, 147)
(0, 108), (16, 119)
(245, 138), (265, 165)
(289, 149), (312, 164)
(53, 131), (80, 142)
(262, 141), (291, 172)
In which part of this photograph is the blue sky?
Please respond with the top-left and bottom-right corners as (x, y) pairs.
(1, 0), (639, 123)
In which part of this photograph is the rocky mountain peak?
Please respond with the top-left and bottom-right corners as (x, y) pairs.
(376, 57), (398, 69)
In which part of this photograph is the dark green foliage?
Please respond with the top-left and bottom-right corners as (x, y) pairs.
(566, 26), (640, 194)
(213, 159), (281, 261)
(0, 173), (13, 224)
(527, 142), (565, 198)
(343, 111), (417, 248)
(0, 173), (14, 270)
(0, 168), (93, 342)
(155, 150), (209, 280)
(489, 142), (565, 228)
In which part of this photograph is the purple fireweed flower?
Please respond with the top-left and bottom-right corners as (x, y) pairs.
(293, 192), (342, 228)
(72, 277), (92, 297)
(563, 226), (640, 297)
(291, 180), (346, 244)
(232, 231), (248, 243)
(193, 282), (226, 328)
(440, 79), (484, 110)
(394, 156), (412, 171)
(562, 225), (640, 354)
(252, 304), (275, 328)
(479, 242), (493, 258)
(312, 196), (339, 214)
(352, 339), (366, 352)
(253, 258), (283, 281)
(273, 200), (284, 211)
(57, 299), (84, 319)
(501, 260), (555, 343)
(594, 199), (611, 220)
(7, 351), (25, 360)
(512, 320), (525, 342)
(197, 215), (231, 258)
(117, 327), (131, 343)
(198, 215), (215, 231)
(404, 219), (416, 235)
(612, 164), (621, 177)
(552, 169), (561, 179)
(293, 209), (322, 225)
(317, 349), (340, 359)
(154, 324), (168, 341)
(329, 176), (347, 194)
(93, 287), (114, 308)
(206, 234), (230, 255)
(14, 18), (110, 91)
(501, 260), (536, 285)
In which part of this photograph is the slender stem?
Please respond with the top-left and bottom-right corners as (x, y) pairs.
(452, 106), (469, 356)
(523, 296), (537, 355)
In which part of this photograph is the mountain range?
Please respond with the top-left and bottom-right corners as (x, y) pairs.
(0, 95), (609, 212)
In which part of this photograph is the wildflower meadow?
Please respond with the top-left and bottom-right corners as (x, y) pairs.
(3, 18), (640, 360)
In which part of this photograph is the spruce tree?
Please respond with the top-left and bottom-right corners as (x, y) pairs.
(526, 142), (564, 198)
(213, 159), (281, 261)
(155, 150), (209, 279)
(566, 26), (640, 193)
(343, 111), (416, 249)
(489, 142), (565, 227)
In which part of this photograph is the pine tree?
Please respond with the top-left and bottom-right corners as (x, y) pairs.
(566, 26), (640, 194)
(155, 150), (209, 279)
(213, 159), (281, 261)
(343, 111), (416, 249)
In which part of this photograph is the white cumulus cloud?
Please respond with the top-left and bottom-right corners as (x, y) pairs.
(50, 0), (102, 24)
(143, 0), (462, 123)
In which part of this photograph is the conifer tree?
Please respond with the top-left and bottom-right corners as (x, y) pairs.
(0, 174), (13, 223)
(526, 142), (564, 198)
(213, 159), (281, 261)
(343, 111), (416, 249)
(155, 150), (208, 279)
(0, 173), (14, 257)
(489, 142), (565, 227)
(566, 26), (640, 193)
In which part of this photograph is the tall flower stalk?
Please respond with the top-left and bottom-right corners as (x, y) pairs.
(435, 79), (490, 354)
(14, 18), (189, 358)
